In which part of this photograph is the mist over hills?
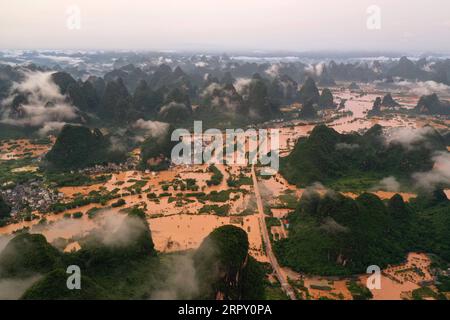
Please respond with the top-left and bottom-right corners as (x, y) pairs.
(274, 187), (450, 276)
(0, 210), (265, 300)
(1, 52), (449, 139)
(0, 49), (449, 301)
(280, 124), (449, 192)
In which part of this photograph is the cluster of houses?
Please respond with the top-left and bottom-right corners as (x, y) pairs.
(0, 180), (64, 216)
(77, 157), (138, 175)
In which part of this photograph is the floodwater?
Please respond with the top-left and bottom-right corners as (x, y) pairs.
(360, 253), (433, 300)
(284, 252), (433, 300)
(0, 88), (448, 300)
(278, 89), (449, 156)
(149, 213), (267, 261)
(0, 138), (54, 160)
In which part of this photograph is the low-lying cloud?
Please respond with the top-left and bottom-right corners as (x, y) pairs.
(0, 71), (79, 131)
(304, 62), (325, 77)
(234, 78), (252, 97)
(395, 80), (450, 96)
(150, 254), (199, 300)
(29, 209), (146, 248)
(319, 217), (349, 234)
(385, 126), (437, 150)
(265, 64), (281, 78)
(372, 176), (401, 192)
(132, 119), (170, 143)
(412, 152), (450, 191)
(201, 83), (242, 112)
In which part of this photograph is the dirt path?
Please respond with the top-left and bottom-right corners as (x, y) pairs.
(251, 165), (297, 300)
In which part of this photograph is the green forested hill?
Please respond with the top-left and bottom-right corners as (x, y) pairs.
(274, 190), (450, 276)
(280, 124), (447, 190)
(45, 124), (125, 171)
(0, 210), (266, 300)
(193, 225), (250, 299)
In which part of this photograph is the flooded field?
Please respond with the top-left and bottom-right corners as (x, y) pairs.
(360, 253), (433, 300)
(149, 213), (267, 261)
(277, 89), (449, 158)
(0, 86), (448, 300)
(283, 253), (433, 300)
(0, 138), (54, 160)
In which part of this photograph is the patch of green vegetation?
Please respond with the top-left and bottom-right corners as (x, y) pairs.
(346, 281), (373, 300)
(111, 198), (126, 208)
(310, 284), (332, 291)
(265, 217), (281, 228)
(51, 189), (120, 213)
(0, 158), (40, 187)
(207, 190), (232, 202)
(199, 204), (230, 216)
(125, 180), (147, 193)
(31, 137), (52, 145)
(206, 164), (224, 186)
(276, 193), (298, 209)
(264, 284), (290, 300)
(185, 178), (199, 191)
(159, 192), (171, 197)
(327, 172), (389, 192)
(45, 172), (111, 187)
(72, 212), (83, 219)
(86, 207), (101, 219)
(185, 192), (206, 199)
(411, 286), (440, 300)
(436, 275), (450, 293)
(227, 174), (252, 188)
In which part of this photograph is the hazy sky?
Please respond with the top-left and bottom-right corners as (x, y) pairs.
(1, 0), (450, 52)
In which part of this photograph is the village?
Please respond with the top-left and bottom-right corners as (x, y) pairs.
(0, 87), (449, 300)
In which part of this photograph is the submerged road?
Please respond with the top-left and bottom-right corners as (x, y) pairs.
(251, 165), (297, 300)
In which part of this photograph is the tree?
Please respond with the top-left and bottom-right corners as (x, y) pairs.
(299, 77), (320, 105)
(381, 93), (400, 108)
(318, 88), (335, 109)
(367, 97), (382, 117)
(299, 100), (317, 119)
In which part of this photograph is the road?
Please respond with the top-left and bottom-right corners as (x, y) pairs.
(251, 165), (297, 300)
